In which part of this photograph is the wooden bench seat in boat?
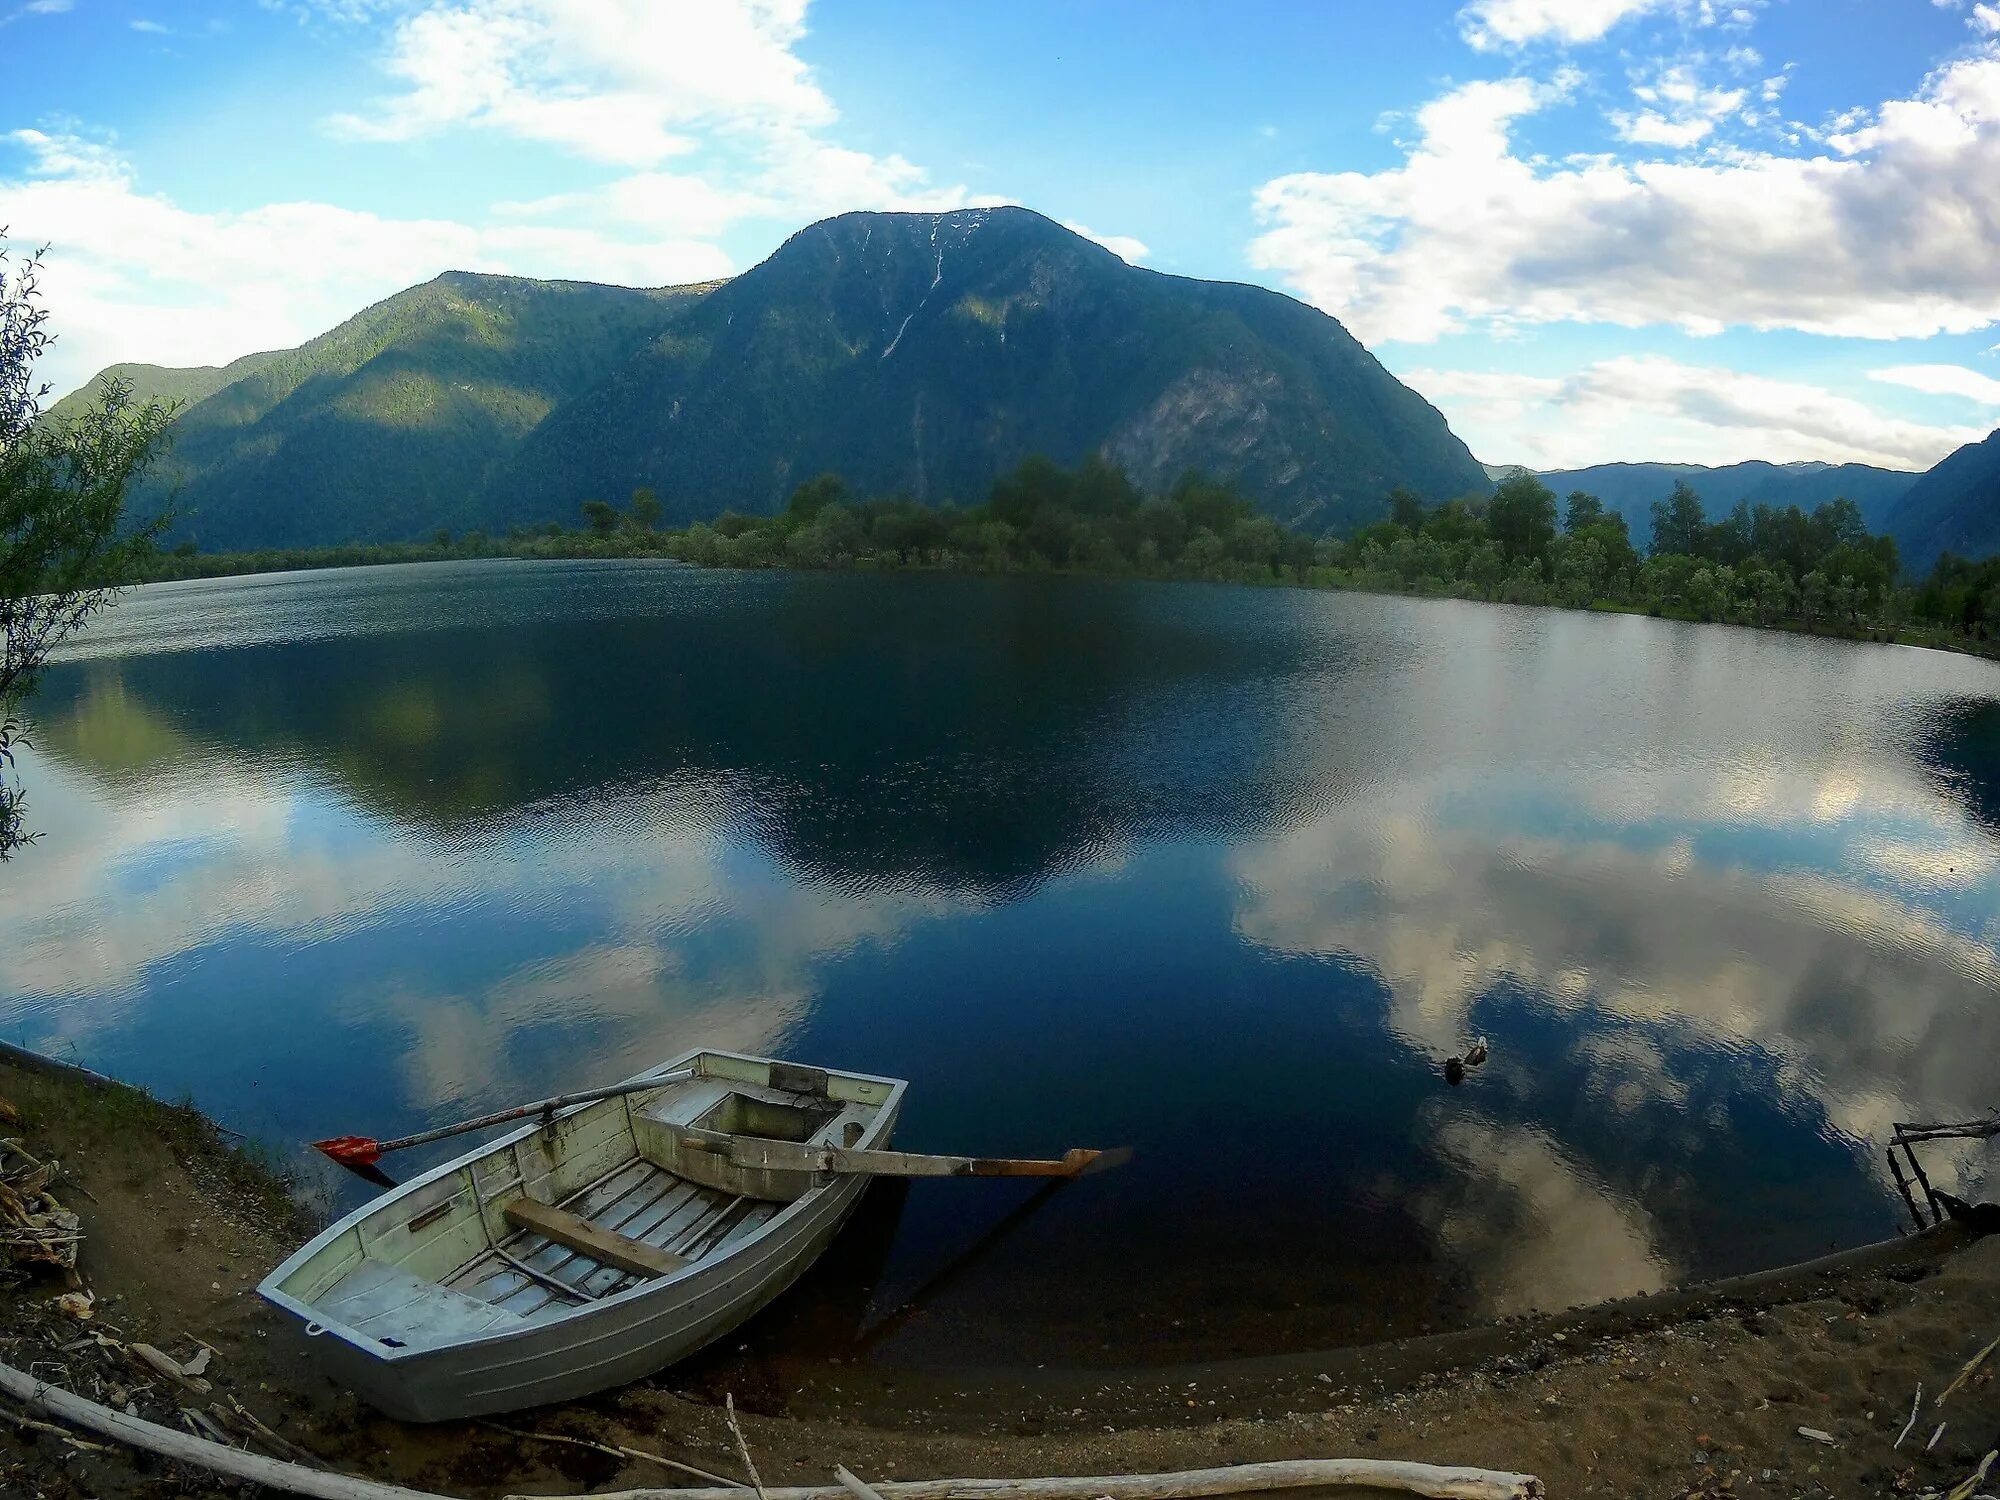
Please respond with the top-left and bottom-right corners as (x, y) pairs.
(502, 1198), (692, 1278)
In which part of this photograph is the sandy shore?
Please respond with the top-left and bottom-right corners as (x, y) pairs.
(2, 1050), (1995, 1500)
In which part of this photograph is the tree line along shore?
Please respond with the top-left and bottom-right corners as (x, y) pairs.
(130, 458), (2000, 657)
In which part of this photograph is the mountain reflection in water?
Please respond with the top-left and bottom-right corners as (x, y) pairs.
(2, 560), (1997, 1365)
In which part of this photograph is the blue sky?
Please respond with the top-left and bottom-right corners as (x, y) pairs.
(5, 0), (2000, 470)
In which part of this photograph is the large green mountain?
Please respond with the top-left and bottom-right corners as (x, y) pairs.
(486, 207), (1487, 532)
(131, 273), (710, 548)
(1884, 429), (2000, 573)
(1521, 459), (1917, 536)
(74, 208), (1485, 550)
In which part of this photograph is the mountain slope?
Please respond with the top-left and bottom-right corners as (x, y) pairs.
(485, 208), (1487, 532)
(1886, 429), (2000, 572)
(44, 350), (283, 424)
(1529, 460), (1916, 535)
(136, 273), (712, 548)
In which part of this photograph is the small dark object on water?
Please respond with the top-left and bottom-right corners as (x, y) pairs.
(1445, 1036), (1490, 1086)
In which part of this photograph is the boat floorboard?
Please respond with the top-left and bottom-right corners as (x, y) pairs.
(444, 1159), (782, 1318)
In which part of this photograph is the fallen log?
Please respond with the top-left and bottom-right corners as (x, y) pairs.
(532, 1456), (1545, 1500)
(0, 1358), (448, 1500)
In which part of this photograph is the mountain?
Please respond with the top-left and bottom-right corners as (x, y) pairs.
(1885, 429), (2000, 573)
(1527, 460), (1917, 536)
(44, 350), (282, 424)
(487, 208), (1487, 533)
(131, 272), (711, 548)
(75, 208), (1487, 550)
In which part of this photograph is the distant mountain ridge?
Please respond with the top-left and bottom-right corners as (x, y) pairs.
(1519, 459), (1918, 536)
(1886, 429), (2000, 573)
(71, 207), (1488, 551)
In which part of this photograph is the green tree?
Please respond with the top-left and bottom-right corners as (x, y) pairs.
(581, 498), (618, 535)
(1487, 473), (1558, 565)
(1741, 564), (1795, 627)
(785, 473), (849, 524)
(629, 487), (663, 531)
(433, 527), (452, 547)
(1650, 481), (1707, 558)
(1387, 485), (1429, 532)
(1800, 570), (1831, 631)
(2, 240), (174, 856)
(1563, 490), (1605, 533)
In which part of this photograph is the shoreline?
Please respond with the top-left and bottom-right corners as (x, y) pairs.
(117, 547), (2000, 666)
(2, 1042), (1995, 1500)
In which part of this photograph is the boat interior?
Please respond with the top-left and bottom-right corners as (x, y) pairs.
(266, 1053), (897, 1348)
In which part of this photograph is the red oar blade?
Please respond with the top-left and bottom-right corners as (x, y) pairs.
(313, 1136), (385, 1168)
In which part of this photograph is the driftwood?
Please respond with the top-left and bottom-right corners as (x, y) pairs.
(724, 1393), (772, 1500)
(0, 1358), (447, 1500)
(1946, 1449), (1998, 1500)
(1938, 1332), (2000, 1407)
(1891, 1118), (2000, 1147)
(1895, 1384), (1923, 1448)
(836, 1466), (892, 1500)
(539, 1456), (1546, 1500)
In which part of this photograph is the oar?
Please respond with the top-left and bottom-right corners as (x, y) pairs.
(312, 1069), (696, 1170)
(676, 1127), (1131, 1179)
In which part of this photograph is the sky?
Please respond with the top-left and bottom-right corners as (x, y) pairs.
(4, 0), (2000, 472)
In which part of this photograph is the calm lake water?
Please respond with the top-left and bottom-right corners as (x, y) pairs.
(4, 559), (1999, 1367)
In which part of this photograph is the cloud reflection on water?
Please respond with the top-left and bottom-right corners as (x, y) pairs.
(4, 566), (2000, 1352)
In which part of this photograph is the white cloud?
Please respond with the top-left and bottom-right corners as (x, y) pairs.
(6, 0), (992, 393)
(1249, 47), (2000, 344)
(1609, 62), (1747, 148)
(330, 0), (829, 167)
(320, 0), (988, 273)
(1406, 355), (1985, 469)
(1059, 221), (1150, 264)
(0, 129), (733, 396)
(1869, 363), (2000, 405)
(1459, 0), (1677, 49)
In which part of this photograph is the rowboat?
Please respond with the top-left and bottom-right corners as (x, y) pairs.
(258, 1048), (905, 1421)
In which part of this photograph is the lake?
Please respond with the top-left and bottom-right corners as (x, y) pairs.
(3, 559), (1998, 1368)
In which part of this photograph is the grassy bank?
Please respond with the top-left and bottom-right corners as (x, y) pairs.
(1, 1045), (1996, 1499)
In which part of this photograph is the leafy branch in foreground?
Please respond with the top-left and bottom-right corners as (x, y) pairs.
(0, 235), (175, 856)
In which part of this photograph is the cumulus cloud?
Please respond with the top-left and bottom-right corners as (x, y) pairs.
(1609, 61), (1748, 147)
(1870, 363), (2000, 404)
(1249, 46), (2000, 344)
(4, 0), (991, 394)
(326, 0), (981, 224)
(1459, 0), (1677, 50)
(1060, 221), (1150, 263)
(0, 128), (733, 396)
(328, 0), (830, 167)
(1403, 355), (1984, 469)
